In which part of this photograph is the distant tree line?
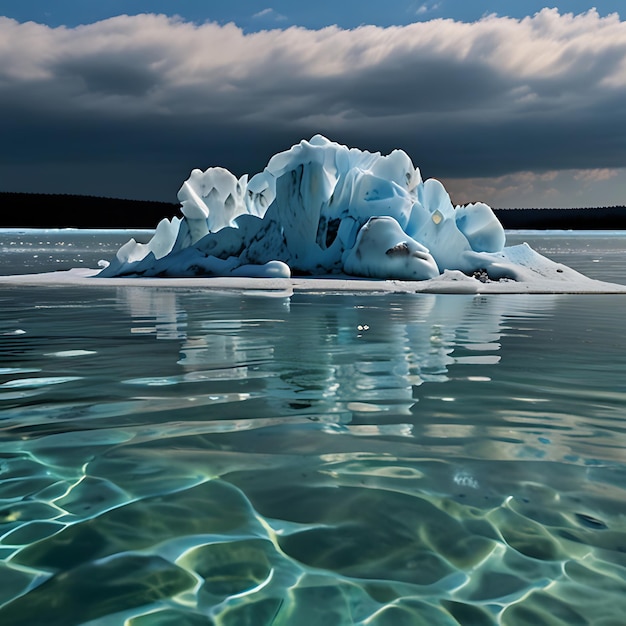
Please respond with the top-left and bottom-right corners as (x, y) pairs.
(1, 192), (625, 229)
(0, 192), (180, 228)
(493, 206), (626, 229)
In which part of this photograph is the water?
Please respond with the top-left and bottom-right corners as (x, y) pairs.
(0, 229), (154, 277)
(1, 230), (626, 625)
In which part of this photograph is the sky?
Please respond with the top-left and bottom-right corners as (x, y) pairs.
(1, 1), (625, 208)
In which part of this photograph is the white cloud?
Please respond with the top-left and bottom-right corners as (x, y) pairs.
(2, 9), (623, 118)
(416, 3), (440, 15)
(252, 8), (287, 21)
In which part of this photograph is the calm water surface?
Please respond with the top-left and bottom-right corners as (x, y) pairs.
(0, 231), (626, 625)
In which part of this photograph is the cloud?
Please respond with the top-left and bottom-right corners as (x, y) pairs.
(252, 8), (287, 21)
(443, 168), (626, 207)
(573, 168), (620, 182)
(0, 9), (625, 203)
(416, 3), (441, 15)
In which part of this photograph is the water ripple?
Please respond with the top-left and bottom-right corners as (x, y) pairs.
(1, 286), (626, 624)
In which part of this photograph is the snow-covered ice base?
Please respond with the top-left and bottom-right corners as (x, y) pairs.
(4, 135), (625, 293)
(3, 261), (625, 294)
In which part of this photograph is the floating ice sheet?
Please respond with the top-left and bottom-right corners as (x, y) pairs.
(1, 264), (625, 294)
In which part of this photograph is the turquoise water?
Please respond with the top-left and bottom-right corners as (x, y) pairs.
(1, 231), (626, 625)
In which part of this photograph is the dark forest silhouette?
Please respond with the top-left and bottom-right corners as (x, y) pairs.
(0, 193), (180, 229)
(1, 192), (625, 229)
(494, 206), (626, 229)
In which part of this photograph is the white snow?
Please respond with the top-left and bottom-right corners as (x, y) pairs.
(1, 264), (625, 294)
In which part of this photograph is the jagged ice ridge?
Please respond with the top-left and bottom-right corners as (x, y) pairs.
(98, 135), (576, 284)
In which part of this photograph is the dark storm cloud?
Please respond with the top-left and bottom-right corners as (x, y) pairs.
(0, 9), (625, 200)
(54, 56), (161, 97)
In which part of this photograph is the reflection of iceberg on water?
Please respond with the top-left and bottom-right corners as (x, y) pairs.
(99, 135), (589, 285)
(117, 287), (559, 420)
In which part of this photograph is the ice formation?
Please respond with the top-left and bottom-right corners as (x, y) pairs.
(97, 136), (543, 282)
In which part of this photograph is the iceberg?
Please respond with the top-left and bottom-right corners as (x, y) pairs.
(97, 135), (518, 281)
(0, 134), (604, 293)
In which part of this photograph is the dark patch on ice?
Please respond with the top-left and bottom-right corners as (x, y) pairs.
(385, 242), (410, 256)
(326, 218), (341, 249)
(472, 268), (516, 283)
